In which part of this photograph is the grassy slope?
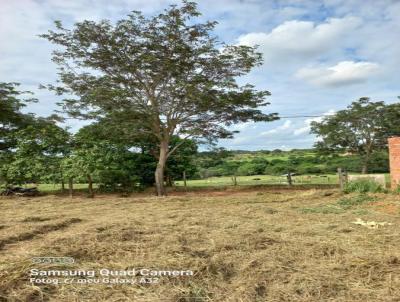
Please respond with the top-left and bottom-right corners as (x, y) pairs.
(1, 189), (399, 301)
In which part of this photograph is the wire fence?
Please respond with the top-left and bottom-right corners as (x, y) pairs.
(175, 174), (338, 187)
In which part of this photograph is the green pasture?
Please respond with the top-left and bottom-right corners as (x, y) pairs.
(175, 174), (339, 187)
(12, 173), (390, 192)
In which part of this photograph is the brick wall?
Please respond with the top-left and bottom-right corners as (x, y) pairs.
(388, 137), (400, 189)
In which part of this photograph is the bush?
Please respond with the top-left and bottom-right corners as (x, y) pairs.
(343, 179), (384, 194)
(264, 164), (289, 176)
(297, 163), (323, 174)
(237, 162), (265, 176)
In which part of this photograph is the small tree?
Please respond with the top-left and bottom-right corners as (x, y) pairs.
(0, 82), (37, 154)
(63, 126), (128, 197)
(41, 1), (278, 195)
(62, 147), (99, 198)
(311, 97), (400, 174)
(5, 118), (70, 185)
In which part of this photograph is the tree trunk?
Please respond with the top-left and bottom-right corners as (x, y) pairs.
(68, 178), (73, 198)
(183, 171), (187, 188)
(87, 174), (94, 198)
(166, 175), (173, 187)
(60, 171), (65, 192)
(361, 164), (368, 174)
(155, 140), (168, 196)
(362, 147), (372, 174)
(362, 154), (370, 174)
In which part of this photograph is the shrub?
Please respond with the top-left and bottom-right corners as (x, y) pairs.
(237, 162), (265, 176)
(264, 164), (291, 175)
(343, 179), (383, 194)
(297, 163), (323, 174)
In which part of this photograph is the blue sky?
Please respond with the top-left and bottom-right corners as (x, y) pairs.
(0, 0), (399, 150)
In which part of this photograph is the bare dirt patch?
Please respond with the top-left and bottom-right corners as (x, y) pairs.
(370, 201), (400, 215)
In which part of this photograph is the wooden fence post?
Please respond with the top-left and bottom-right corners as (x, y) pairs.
(232, 174), (237, 186)
(287, 172), (293, 186)
(68, 178), (73, 198)
(338, 168), (344, 191)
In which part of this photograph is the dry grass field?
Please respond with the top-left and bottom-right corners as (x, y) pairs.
(1, 188), (400, 302)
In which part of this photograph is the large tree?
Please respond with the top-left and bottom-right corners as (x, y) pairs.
(41, 1), (278, 195)
(310, 97), (400, 174)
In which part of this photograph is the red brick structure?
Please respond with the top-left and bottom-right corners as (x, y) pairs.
(388, 137), (400, 189)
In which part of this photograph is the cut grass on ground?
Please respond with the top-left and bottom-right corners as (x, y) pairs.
(0, 189), (399, 301)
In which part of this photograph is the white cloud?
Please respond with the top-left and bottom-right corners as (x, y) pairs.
(232, 121), (256, 131)
(295, 61), (380, 87)
(261, 120), (292, 136)
(229, 135), (253, 146)
(293, 126), (311, 136)
(237, 17), (361, 65)
(293, 109), (335, 136)
(1, 0), (399, 151)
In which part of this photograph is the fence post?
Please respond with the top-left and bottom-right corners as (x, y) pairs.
(287, 172), (293, 186)
(344, 169), (348, 185)
(338, 168), (344, 191)
(232, 174), (237, 186)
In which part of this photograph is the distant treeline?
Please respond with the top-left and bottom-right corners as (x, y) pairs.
(193, 148), (389, 178)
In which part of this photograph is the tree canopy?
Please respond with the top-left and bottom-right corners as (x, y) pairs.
(310, 97), (400, 173)
(1, 117), (70, 185)
(41, 1), (278, 195)
(0, 82), (37, 153)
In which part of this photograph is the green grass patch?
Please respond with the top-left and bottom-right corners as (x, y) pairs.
(300, 205), (344, 214)
(301, 193), (377, 214)
(352, 209), (370, 215)
(337, 194), (377, 209)
(343, 179), (384, 194)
